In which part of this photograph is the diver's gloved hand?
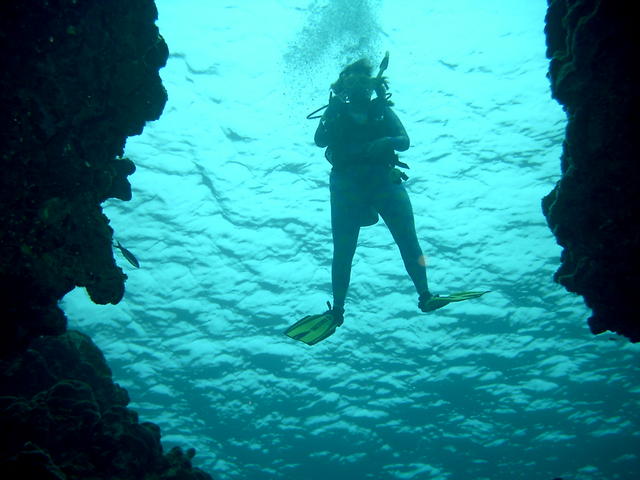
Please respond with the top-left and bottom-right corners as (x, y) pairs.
(325, 93), (344, 117)
(365, 137), (395, 160)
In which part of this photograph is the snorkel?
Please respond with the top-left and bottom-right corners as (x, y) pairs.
(374, 51), (390, 98)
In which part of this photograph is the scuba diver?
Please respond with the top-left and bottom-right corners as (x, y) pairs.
(285, 53), (488, 345)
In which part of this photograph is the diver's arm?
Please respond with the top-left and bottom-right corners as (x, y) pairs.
(314, 119), (329, 147)
(365, 107), (410, 159)
(383, 107), (410, 151)
(315, 97), (343, 147)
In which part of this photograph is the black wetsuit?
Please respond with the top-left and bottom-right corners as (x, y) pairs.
(314, 97), (429, 310)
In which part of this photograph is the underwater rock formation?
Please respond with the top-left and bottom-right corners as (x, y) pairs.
(0, 331), (211, 479)
(0, 0), (168, 353)
(0, 1), (213, 478)
(543, 0), (639, 341)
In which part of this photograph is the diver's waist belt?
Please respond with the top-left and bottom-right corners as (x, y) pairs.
(326, 149), (409, 170)
(330, 161), (409, 185)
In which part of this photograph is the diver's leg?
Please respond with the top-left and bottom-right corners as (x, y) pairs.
(331, 226), (358, 311)
(330, 171), (361, 311)
(376, 182), (430, 296)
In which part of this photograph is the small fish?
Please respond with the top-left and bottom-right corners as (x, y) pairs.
(113, 240), (140, 268)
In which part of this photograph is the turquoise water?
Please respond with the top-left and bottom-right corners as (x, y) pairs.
(62, 1), (640, 479)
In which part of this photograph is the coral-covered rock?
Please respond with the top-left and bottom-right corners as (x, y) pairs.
(0, 2), (214, 478)
(0, 0), (168, 354)
(543, 0), (639, 341)
(0, 442), (67, 480)
(0, 331), (213, 479)
(0, 331), (129, 410)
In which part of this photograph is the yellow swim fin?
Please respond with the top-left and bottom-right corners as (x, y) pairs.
(419, 290), (490, 313)
(284, 302), (342, 345)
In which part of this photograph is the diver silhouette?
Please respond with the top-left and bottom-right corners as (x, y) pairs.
(285, 54), (488, 345)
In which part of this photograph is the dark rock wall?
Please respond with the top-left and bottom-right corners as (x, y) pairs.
(0, 1), (213, 478)
(543, 0), (639, 341)
(0, 0), (168, 353)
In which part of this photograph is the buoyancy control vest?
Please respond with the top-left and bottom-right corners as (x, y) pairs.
(322, 96), (396, 170)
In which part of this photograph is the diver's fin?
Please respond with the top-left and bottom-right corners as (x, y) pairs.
(285, 302), (340, 345)
(419, 290), (490, 313)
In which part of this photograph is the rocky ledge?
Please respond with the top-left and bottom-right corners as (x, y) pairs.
(0, 1), (213, 478)
(543, 0), (639, 342)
